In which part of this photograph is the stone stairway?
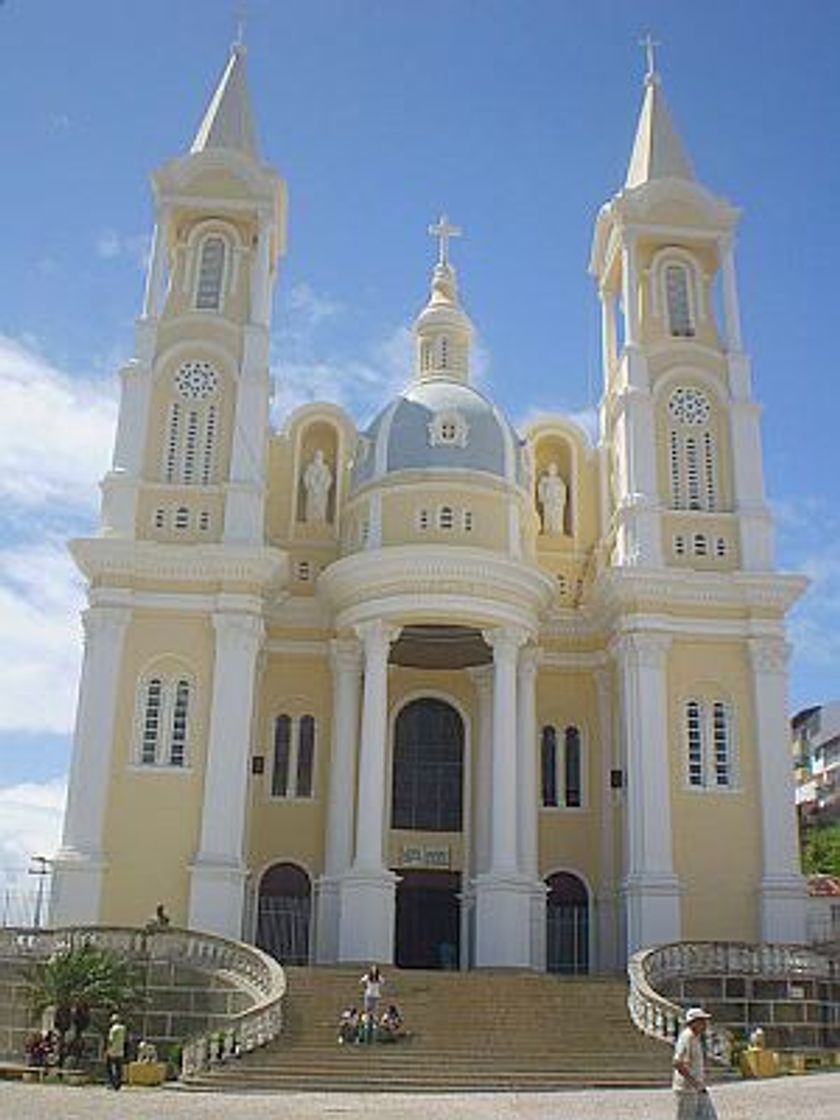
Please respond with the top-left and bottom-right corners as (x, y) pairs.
(189, 966), (677, 1091)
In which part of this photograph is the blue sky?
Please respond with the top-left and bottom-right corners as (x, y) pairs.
(1, 0), (838, 873)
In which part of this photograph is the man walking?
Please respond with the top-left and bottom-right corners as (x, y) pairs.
(673, 1007), (716, 1119)
(105, 1011), (127, 1090)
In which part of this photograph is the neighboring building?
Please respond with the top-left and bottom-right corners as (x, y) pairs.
(806, 874), (840, 947)
(792, 703), (840, 828)
(51, 45), (808, 972)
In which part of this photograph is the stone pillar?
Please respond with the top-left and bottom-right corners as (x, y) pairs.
(614, 632), (681, 955)
(748, 638), (806, 942)
(250, 220), (273, 328)
(517, 646), (546, 970)
(599, 286), (618, 377)
(474, 626), (532, 967)
(51, 606), (131, 925)
(621, 241), (640, 348)
(189, 611), (263, 939)
(469, 666), (494, 876)
(720, 238), (743, 354)
(595, 665), (622, 970)
(141, 207), (170, 319)
(316, 638), (362, 963)
(338, 620), (399, 963)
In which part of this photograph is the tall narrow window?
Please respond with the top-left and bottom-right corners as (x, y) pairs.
(137, 673), (193, 768)
(162, 362), (221, 485)
(169, 680), (190, 767)
(665, 263), (694, 337)
(272, 715), (291, 798)
(564, 726), (582, 808)
(141, 679), (163, 765)
(686, 700), (704, 787)
(541, 726), (558, 807)
(712, 702), (732, 787)
(195, 236), (226, 310)
(438, 506), (454, 530)
(667, 386), (718, 514)
(296, 715), (315, 797)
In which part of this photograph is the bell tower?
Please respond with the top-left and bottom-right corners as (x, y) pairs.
(590, 43), (773, 574)
(102, 43), (287, 547)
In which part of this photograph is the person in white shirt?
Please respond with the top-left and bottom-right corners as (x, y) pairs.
(672, 1007), (716, 1119)
(360, 964), (384, 1016)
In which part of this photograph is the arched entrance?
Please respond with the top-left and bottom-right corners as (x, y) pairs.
(255, 862), (311, 965)
(392, 697), (464, 968)
(546, 871), (590, 975)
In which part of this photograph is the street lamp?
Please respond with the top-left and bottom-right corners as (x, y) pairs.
(28, 856), (51, 929)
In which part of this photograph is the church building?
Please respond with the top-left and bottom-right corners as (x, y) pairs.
(51, 44), (807, 973)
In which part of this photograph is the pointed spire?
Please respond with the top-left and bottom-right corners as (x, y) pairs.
(191, 44), (259, 160)
(625, 40), (695, 189)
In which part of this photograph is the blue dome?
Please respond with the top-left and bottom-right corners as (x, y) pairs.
(350, 378), (525, 491)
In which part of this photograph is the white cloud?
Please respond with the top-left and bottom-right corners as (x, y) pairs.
(0, 540), (85, 735)
(0, 334), (116, 512)
(95, 229), (150, 270)
(0, 779), (66, 868)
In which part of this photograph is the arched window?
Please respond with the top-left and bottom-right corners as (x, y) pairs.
(195, 235), (227, 311)
(392, 698), (464, 831)
(541, 724), (584, 808)
(137, 673), (192, 768)
(667, 386), (718, 512)
(256, 862), (311, 965)
(684, 698), (735, 789)
(163, 362), (221, 486)
(665, 262), (695, 337)
(271, 713), (317, 799)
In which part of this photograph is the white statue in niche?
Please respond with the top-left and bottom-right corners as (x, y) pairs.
(537, 462), (567, 536)
(303, 450), (333, 524)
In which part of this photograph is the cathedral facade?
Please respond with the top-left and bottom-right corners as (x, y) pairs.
(51, 46), (807, 972)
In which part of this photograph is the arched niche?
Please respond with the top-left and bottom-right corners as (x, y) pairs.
(533, 434), (574, 537)
(295, 420), (340, 525)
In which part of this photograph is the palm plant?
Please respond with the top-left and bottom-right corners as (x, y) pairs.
(27, 942), (144, 1066)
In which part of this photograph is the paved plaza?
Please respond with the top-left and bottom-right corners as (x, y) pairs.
(1, 1077), (838, 1120)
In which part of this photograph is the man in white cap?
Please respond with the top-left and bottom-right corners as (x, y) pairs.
(673, 1007), (715, 1118)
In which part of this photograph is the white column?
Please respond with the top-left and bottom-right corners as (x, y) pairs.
(595, 665), (622, 971)
(474, 626), (532, 967)
(338, 620), (399, 963)
(469, 666), (493, 876)
(316, 638), (362, 963)
(720, 238), (743, 354)
(51, 606), (131, 925)
(141, 207), (170, 319)
(748, 638), (806, 942)
(250, 221), (273, 327)
(621, 241), (640, 348)
(222, 363), (270, 543)
(614, 632), (681, 955)
(517, 646), (546, 970)
(189, 611), (263, 939)
(100, 360), (152, 538)
(599, 286), (617, 378)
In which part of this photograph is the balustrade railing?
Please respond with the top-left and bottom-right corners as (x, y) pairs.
(0, 925), (286, 1078)
(628, 941), (837, 1065)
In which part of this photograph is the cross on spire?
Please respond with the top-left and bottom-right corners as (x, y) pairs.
(428, 214), (462, 267)
(639, 33), (661, 81)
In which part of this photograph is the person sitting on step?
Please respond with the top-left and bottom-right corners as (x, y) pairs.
(337, 1007), (358, 1045)
(378, 1004), (404, 1043)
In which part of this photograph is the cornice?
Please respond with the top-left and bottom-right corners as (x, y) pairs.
(70, 538), (288, 590)
(589, 567), (808, 621)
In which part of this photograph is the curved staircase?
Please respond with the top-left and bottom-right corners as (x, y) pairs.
(187, 966), (672, 1091)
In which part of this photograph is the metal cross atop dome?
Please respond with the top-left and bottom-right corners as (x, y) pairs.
(428, 214), (462, 267)
(639, 33), (661, 80)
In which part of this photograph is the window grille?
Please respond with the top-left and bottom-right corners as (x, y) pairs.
(195, 236), (226, 310)
(463, 509), (473, 532)
(138, 674), (192, 768)
(693, 533), (707, 556)
(154, 509), (166, 529)
(712, 702), (732, 787)
(686, 700), (704, 787)
(541, 726), (558, 807)
(564, 726), (582, 808)
(667, 387), (718, 514)
(417, 509), (430, 531)
(297, 715), (315, 798)
(715, 537), (727, 558)
(686, 698), (736, 790)
(272, 715), (291, 797)
(198, 511), (210, 531)
(665, 263), (695, 337)
(438, 506), (454, 530)
(673, 535), (686, 557)
(141, 679), (163, 765)
(169, 680), (190, 767)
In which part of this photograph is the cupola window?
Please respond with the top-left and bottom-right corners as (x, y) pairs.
(428, 409), (469, 448)
(195, 235), (227, 311)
